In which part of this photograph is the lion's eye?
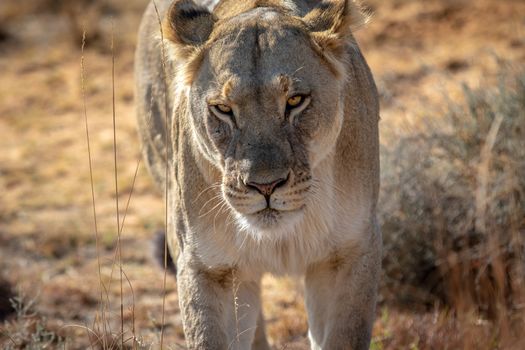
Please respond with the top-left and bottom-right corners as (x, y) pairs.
(216, 104), (232, 114)
(210, 103), (236, 128)
(286, 95), (304, 109)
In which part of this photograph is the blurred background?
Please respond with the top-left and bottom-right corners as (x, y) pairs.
(0, 0), (524, 348)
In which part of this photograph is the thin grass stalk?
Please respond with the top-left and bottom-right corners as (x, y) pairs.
(122, 269), (137, 350)
(110, 19), (125, 348)
(120, 157), (141, 350)
(152, 2), (171, 348)
(83, 321), (96, 350)
(232, 270), (240, 350)
(105, 158), (142, 291)
(475, 113), (504, 234)
(80, 27), (108, 350)
(2, 331), (16, 346)
(103, 135), (144, 324)
(60, 324), (104, 348)
(104, 154), (142, 296)
(120, 157), (141, 236)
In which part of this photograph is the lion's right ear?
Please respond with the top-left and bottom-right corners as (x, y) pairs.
(164, 0), (216, 58)
(302, 0), (368, 55)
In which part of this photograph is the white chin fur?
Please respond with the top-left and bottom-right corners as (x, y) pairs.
(233, 209), (305, 242)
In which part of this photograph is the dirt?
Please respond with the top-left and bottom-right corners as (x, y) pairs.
(0, 0), (523, 348)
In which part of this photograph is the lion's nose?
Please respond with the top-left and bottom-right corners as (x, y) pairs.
(246, 175), (289, 198)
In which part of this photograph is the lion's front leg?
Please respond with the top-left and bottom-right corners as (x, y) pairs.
(176, 254), (261, 350)
(305, 226), (381, 350)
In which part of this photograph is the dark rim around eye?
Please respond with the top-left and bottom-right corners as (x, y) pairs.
(210, 104), (237, 128)
(211, 104), (234, 116)
(286, 94), (308, 111)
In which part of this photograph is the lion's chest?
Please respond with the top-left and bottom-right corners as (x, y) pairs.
(191, 199), (358, 276)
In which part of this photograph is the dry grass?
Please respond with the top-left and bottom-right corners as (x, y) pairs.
(0, 292), (65, 350)
(378, 65), (525, 349)
(1, 0), (524, 349)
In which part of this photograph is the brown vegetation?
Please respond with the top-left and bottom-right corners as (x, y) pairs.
(0, 0), (524, 349)
(379, 67), (525, 348)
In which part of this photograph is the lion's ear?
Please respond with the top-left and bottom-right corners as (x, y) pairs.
(164, 0), (216, 55)
(303, 0), (368, 55)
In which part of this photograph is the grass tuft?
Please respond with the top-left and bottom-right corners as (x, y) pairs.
(1, 292), (64, 349)
(380, 65), (525, 345)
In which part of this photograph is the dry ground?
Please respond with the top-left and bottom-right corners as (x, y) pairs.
(0, 0), (524, 348)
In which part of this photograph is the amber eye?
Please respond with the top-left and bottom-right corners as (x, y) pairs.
(286, 95), (304, 108)
(216, 104), (232, 114)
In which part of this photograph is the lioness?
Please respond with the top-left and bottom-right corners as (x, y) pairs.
(135, 0), (380, 348)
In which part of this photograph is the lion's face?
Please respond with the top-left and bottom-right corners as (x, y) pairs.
(165, 2), (358, 240)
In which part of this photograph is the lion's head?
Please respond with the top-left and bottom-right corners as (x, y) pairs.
(164, 0), (367, 240)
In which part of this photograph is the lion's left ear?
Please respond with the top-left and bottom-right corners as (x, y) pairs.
(164, 0), (217, 59)
(303, 0), (368, 56)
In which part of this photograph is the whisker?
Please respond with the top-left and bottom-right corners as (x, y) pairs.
(226, 211), (236, 229)
(213, 201), (230, 234)
(313, 177), (347, 196)
(198, 194), (224, 216)
(237, 226), (252, 252)
(193, 182), (222, 204)
(200, 196), (228, 219)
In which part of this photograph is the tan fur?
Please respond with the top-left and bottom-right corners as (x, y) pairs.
(135, 0), (380, 349)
